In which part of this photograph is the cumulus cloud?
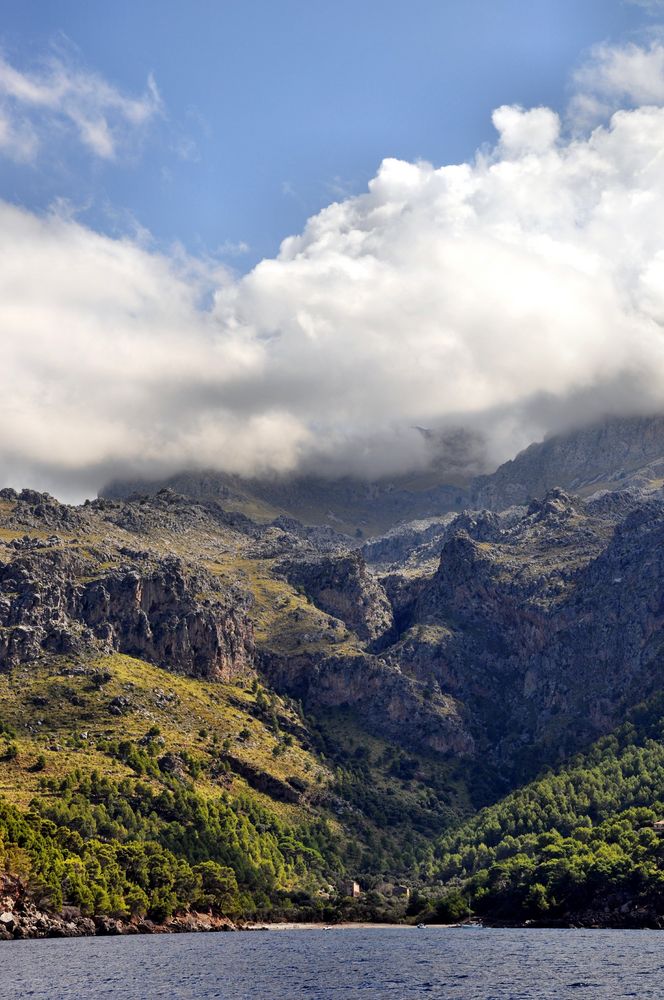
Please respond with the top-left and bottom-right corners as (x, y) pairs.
(4, 41), (664, 498)
(0, 51), (161, 161)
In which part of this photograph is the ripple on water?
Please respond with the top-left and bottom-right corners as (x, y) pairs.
(0, 927), (663, 1000)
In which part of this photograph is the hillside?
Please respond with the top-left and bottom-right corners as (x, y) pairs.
(431, 693), (664, 927)
(5, 416), (664, 933)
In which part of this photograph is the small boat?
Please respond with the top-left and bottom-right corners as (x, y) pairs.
(417, 923), (426, 929)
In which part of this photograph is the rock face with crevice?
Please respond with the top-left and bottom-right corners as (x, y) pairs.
(377, 488), (664, 774)
(0, 546), (254, 681)
(280, 551), (394, 643)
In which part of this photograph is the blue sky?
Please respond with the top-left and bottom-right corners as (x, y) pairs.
(0, 0), (656, 268)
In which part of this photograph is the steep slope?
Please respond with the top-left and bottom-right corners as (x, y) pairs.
(376, 489), (664, 776)
(431, 693), (664, 926)
(471, 413), (664, 511)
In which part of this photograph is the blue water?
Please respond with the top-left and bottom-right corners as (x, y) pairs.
(0, 927), (662, 999)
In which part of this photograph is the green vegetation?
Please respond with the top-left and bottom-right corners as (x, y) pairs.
(6, 663), (664, 927)
(6, 650), (664, 927)
(0, 770), (335, 921)
(430, 696), (664, 923)
(0, 653), (473, 924)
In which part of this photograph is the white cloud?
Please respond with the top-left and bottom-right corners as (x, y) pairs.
(0, 51), (161, 162)
(570, 41), (664, 126)
(492, 105), (561, 155)
(5, 42), (664, 496)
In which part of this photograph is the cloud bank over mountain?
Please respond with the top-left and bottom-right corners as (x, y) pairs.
(3, 41), (664, 498)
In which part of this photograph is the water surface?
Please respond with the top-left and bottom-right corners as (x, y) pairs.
(1, 927), (660, 999)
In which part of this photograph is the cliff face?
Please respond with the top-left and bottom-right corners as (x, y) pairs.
(260, 647), (473, 756)
(471, 414), (664, 511)
(77, 562), (254, 680)
(0, 500), (254, 681)
(280, 551), (394, 643)
(371, 488), (664, 771)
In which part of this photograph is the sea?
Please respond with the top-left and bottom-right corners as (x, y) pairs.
(0, 926), (661, 999)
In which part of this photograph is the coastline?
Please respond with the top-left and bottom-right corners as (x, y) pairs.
(4, 871), (664, 941)
(243, 921), (424, 931)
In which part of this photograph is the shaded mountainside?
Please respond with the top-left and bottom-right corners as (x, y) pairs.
(102, 469), (469, 539)
(381, 489), (664, 774)
(472, 413), (664, 511)
(5, 415), (664, 931)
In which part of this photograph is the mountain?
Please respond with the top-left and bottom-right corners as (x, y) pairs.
(4, 413), (664, 934)
(0, 484), (478, 935)
(472, 414), (664, 511)
(102, 413), (664, 537)
(102, 469), (469, 538)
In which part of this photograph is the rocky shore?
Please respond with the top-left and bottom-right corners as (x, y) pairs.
(0, 875), (238, 941)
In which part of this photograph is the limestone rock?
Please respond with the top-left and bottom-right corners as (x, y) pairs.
(280, 551), (394, 643)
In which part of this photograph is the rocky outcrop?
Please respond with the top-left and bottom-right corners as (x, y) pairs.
(0, 488), (84, 532)
(0, 548), (254, 680)
(0, 874), (238, 939)
(218, 753), (303, 803)
(361, 516), (455, 570)
(260, 648), (473, 756)
(78, 560), (254, 680)
(280, 552), (394, 643)
(471, 414), (664, 511)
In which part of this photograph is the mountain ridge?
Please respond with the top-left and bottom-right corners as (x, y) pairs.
(101, 413), (664, 538)
(3, 413), (664, 932)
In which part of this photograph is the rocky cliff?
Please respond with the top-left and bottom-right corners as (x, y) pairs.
(471, 414), (664, 511)
(0, 489), (254, 681)
(374, 488), (664, 773)
(280, 551), (394, 643)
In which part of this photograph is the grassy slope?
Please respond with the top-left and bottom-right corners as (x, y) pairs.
(0, 653), (326, 817)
